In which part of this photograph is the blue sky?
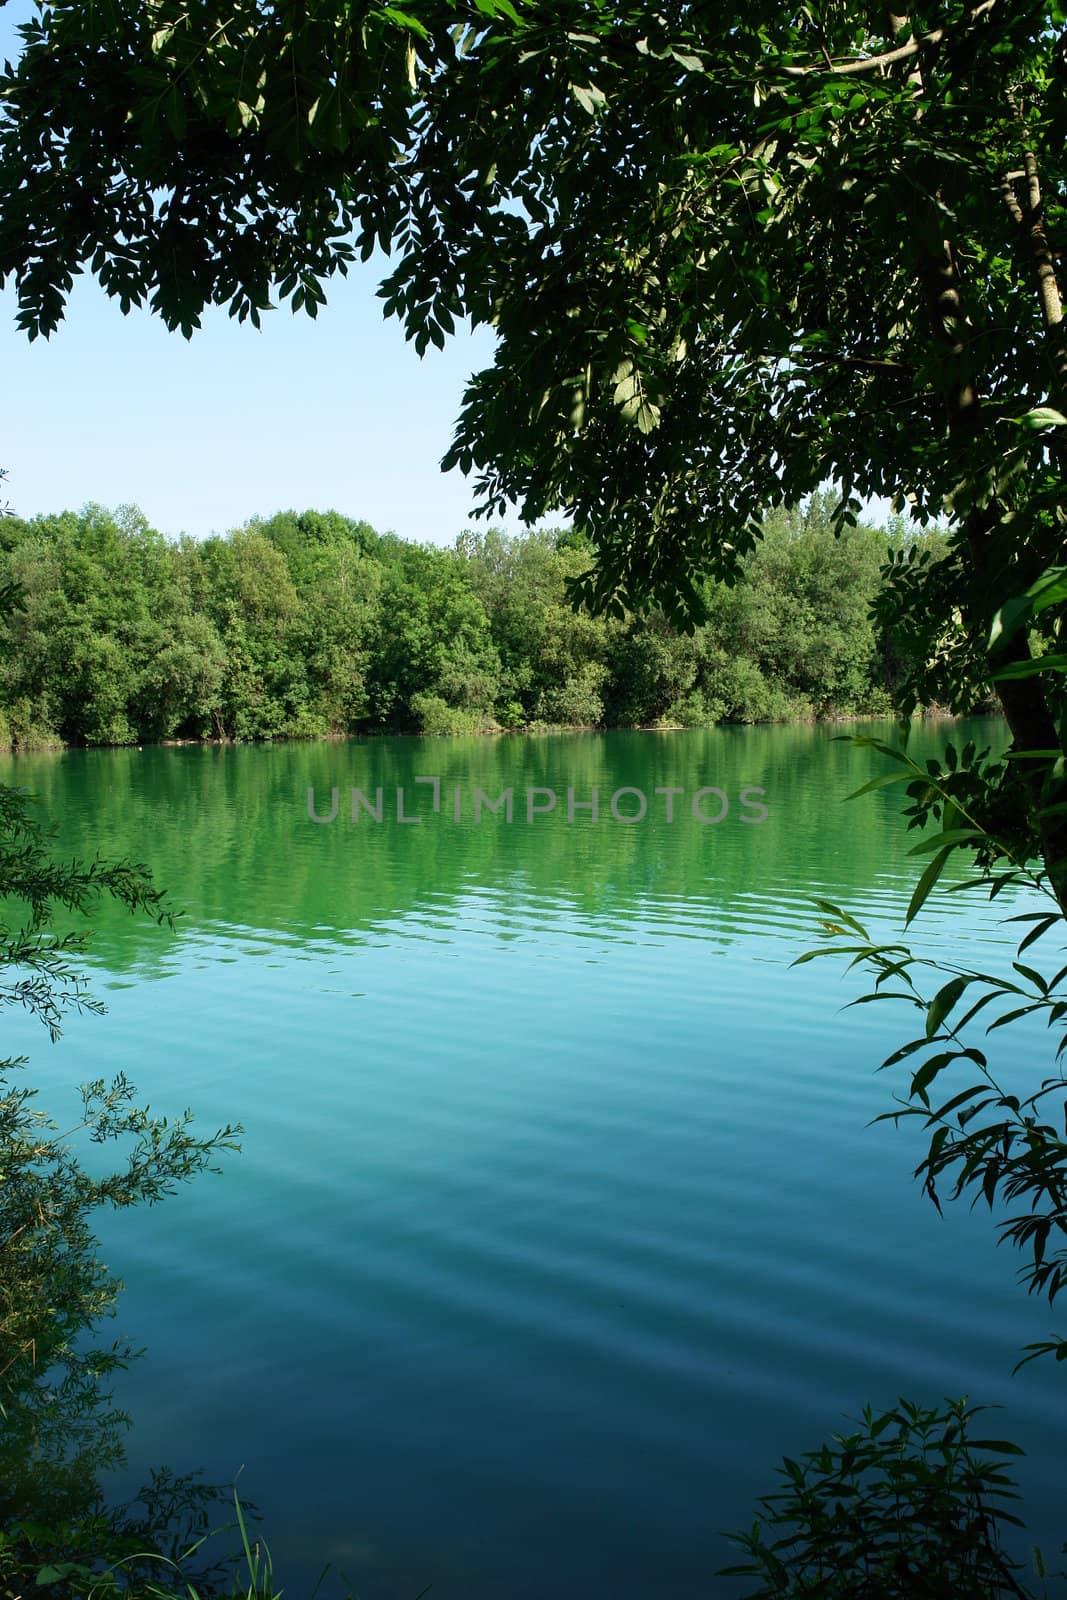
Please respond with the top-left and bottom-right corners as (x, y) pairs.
(2, 269), (502, 545)
(0, 5), (507, 546)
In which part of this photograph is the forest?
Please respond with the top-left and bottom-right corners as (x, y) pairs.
(0, 497), (943, 751)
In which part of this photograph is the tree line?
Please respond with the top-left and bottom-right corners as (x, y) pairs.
(0, 495), (942, 751)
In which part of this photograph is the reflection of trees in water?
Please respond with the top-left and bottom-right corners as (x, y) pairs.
(0, 1066), (239, 1592)
(1, 1384), (227, 1594)
(0, 722), (1007, 979)
(0, 781), (240, 1593)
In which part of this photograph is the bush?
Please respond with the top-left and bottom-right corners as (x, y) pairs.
(664, 690), (712, 727)
(410, 692), (498, 735)
(280, 707), (330, 740)
(495, 698), (528, 729)
(0, 698), (61, 751)
(535, 662), (606, 726)
(722, 1398), (1044, 1600)
(701, 655), (803, 723)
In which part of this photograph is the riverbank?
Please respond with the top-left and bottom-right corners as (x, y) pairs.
(0, 702), (943, 755)
(0, 698), (978, 756)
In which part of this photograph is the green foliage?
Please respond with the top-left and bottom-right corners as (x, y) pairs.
(721, 1398), (1041, 1599)
(732, 628), (1067, 1579)
(0, 780), (243, 1593)
(4, 1), (1064, 645)
(6, 7), (1067, 1576)
(6, 1482), (356, 1599)
(797, 727), (1067, 1369)
(367, 537), (502, 729)
(0, 500), (906, 749)
(410, 691), (497, 735)
(748, 501), (898, 715)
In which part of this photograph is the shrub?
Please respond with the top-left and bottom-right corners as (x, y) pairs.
(410, 692), (497, 735)
(722, 1398), (1043, 1600)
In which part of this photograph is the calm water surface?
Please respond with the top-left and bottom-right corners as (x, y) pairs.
(4, 723), (1065, 1596)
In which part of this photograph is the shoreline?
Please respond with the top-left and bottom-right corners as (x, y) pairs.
(0, 702), (975, 758)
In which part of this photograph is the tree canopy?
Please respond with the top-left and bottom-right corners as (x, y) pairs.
(0, 6), (1062, 576)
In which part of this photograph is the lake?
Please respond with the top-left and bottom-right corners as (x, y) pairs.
(3, 722), (1065, 1596)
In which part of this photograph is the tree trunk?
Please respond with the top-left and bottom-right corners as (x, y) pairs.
(918, 240), (1067, 907)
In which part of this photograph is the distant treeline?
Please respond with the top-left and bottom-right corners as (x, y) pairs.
(0, 496), (937, 749)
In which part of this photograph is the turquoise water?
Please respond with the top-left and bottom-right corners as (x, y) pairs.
(4, 723), (1065, 1595)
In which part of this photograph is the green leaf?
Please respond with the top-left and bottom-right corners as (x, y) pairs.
(993, 653), (1067, 682)
(1015, 406), (1067, 430)
(910, 1052), (960, 1105)
(926, 976), (972, 1038)
(882, 1035), (936, 1068)
(811, 899), (869, 937)
(381, 6), (432, 37)
(907, 828), (982, 856)
(791, 943), (871, 966)
(989, 568), (1067, 652)
(1016, 915), (1059, 955)
(840, 737), (910, 764)
(906, 847), (952, 926)
(932, 1083), (990, 1119)
(570, 82), (607, 115)
(987, 1003), (1043, 1031)
(845, 770), (915, 800)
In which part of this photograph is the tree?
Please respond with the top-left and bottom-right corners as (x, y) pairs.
(2, 0), (1065, 888)
(367, 537), (502, 728)
(743, 501), (895, 714)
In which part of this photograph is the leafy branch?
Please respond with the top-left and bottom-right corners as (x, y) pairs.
(799, 726), (1067, 1367)
(721, 1397), (1045, 1599)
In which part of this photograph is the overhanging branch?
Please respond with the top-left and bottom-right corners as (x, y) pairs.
(781, 0), (998, 79)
